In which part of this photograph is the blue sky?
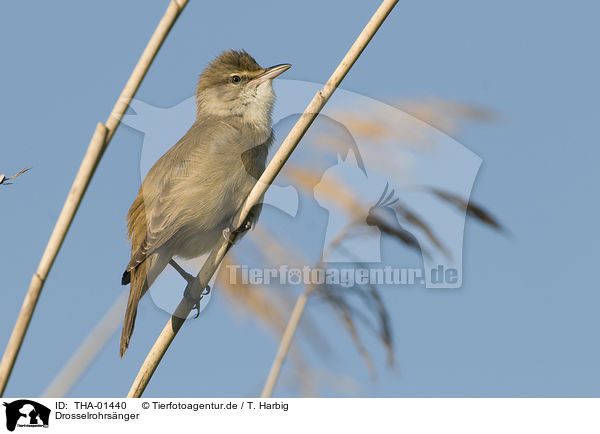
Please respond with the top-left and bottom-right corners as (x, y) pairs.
(1, 0), (599, 397)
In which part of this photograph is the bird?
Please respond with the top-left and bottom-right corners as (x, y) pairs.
(120, 50), (290, 357)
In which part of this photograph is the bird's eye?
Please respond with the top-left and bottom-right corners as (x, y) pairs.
(231, 75), (241, 84)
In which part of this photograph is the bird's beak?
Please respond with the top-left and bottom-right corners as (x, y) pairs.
(250, 64), (291, 84)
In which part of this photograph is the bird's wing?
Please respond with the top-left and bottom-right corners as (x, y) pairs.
(125, 129), (200, 274)
(125, 183), (178, 274)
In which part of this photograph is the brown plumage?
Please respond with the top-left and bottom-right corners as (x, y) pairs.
(120, 50), (290, 357)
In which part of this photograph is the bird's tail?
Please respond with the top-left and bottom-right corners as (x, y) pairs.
(120, 260), (148, 358)
(120, 249), (172, 357)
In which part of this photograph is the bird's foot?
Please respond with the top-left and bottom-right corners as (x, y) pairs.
(171, 259), (210, 318)
(239, 217), (254, 232)
(222, 218), (254, 244)
(183, 282), (211, 318)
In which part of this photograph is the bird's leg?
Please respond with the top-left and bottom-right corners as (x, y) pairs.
(169, 259), (195, 284)
(170, 259), (210, 318)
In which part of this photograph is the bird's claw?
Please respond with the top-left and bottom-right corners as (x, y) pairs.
(195, 285), (212, 318)
(240, 217), (253, 232)
(222, 228), (234, 243)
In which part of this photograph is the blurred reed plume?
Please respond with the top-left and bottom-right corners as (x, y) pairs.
(256, 97), (502, 396)
(426, 187), (502, 231)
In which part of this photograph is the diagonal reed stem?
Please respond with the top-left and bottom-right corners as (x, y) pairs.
(127, 0), (400, 398)
(0, 0), (189, 396)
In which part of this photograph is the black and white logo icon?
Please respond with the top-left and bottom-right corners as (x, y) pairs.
(2, 400), (50, 431)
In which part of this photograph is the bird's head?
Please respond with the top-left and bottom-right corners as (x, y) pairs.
(195, 49), (290, 128)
